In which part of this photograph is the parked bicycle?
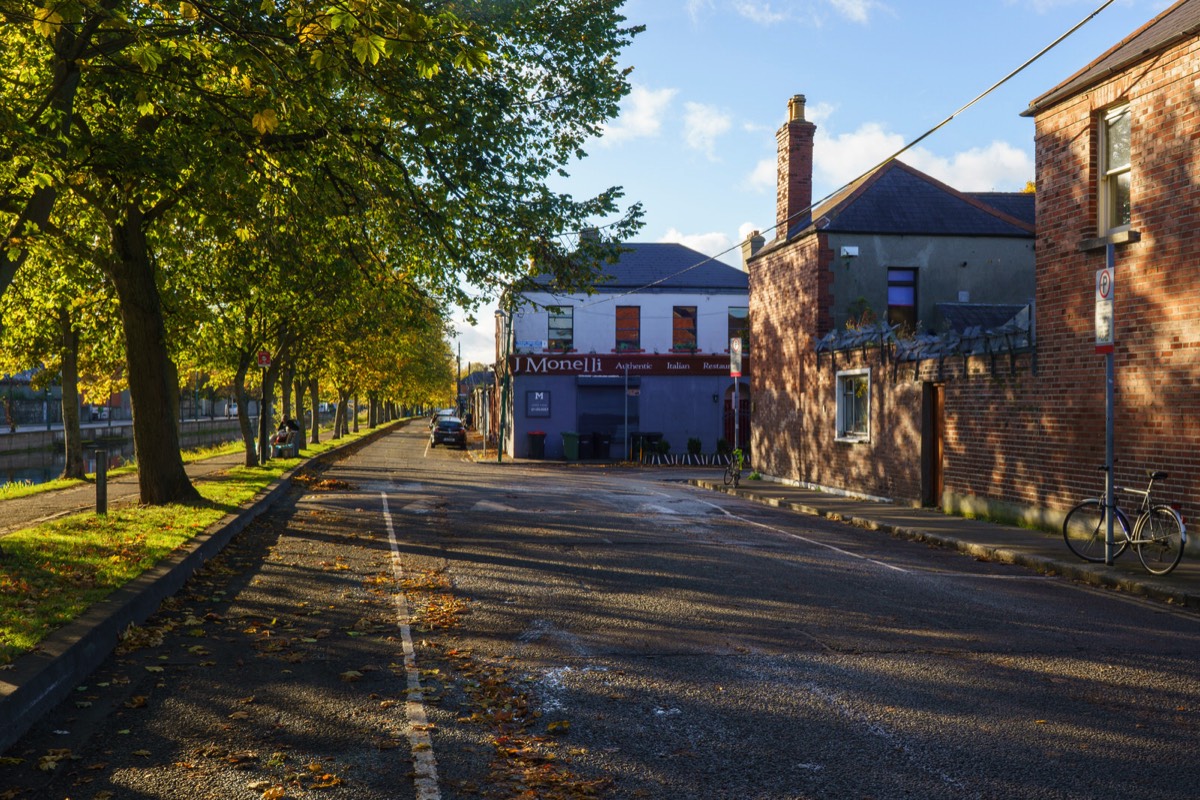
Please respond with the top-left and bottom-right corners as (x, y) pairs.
(723, 448), (744, 488)
(1062, 466), (1187, 575)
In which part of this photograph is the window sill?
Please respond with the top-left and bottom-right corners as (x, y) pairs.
(613, 348), (644, 354)
(835, 434), (870, 444)
(1078, 229), (1141, 251)
(543, 348), (576, 355)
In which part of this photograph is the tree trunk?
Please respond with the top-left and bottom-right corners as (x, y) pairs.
(281, 365), (294, 434)
(58, 306), (87, 480)
(339, 388), (353, 437)
(106, 205), (199, 505)
(352, 394), (360, 433)
(332, 394), (344, 440)
(258, 362), (279, 461)
(309, 378), (320, 445)
(293, 375), (307, 448)
(234, 356), (257, 466)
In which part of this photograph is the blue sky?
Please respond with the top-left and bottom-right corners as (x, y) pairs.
(452, 0), (1171, 368)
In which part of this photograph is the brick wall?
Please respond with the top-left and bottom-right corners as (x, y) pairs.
(1021, 33), (1200, 521)
(750, 35), (1200, 531)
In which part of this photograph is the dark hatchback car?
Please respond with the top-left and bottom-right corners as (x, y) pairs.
(430, 417), (467, 449)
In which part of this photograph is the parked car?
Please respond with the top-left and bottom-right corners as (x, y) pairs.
(227, 402), (238, 417)
(430, 417), (466, 449)
(428, 408), (456, 429)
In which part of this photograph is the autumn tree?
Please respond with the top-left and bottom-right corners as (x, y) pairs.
(0, 1), (641, 503)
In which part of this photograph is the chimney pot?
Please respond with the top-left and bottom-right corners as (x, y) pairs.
(741, 230), (765, 270)
(788, 94), (807, 122)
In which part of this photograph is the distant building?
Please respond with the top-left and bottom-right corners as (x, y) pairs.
(496, 243), (749, 460)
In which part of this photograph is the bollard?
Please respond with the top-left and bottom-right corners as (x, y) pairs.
(95, 448), (108, 515)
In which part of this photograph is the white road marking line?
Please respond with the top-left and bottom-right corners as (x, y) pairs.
(657, 487), (909, 573)
(381, 493), (441, 800)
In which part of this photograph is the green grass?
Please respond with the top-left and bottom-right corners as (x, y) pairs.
(0, 422), (389, 666)
(0, 477), (86, 501)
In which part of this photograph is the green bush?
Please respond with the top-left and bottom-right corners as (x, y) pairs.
(716, 438), (731, 456)
(687, 437), (702, 455)
(656, 439), (671, 455)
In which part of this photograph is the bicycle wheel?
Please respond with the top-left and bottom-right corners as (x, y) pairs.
(1062, 499), (1130, 562)
(1134, 506), (1185, 575)
(723, 462), (735, 486)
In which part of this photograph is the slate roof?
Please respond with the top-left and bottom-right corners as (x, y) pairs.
(1024, 0), (1200, 115)
(533, 242), (747, 293)
(798, 160), (1036, 239)
(967, 192), (1036, 227)
(935, 303), (1028, 334)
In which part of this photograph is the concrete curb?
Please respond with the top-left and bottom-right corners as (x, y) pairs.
(690, 478), (1200, 611)
(0, 422), (400, 755)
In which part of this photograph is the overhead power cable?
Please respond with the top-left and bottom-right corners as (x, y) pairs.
(569, 0), (1116, 309)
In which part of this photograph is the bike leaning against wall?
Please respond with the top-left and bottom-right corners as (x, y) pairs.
(1062, 467), (1187, 575)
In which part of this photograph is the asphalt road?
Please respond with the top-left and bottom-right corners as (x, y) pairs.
(2, 424), (1199, 799)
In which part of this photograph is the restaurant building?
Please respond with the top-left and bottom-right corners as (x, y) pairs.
(496, 242), (750, 460)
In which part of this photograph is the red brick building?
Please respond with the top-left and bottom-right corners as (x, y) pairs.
(749, 96), (1036, 509)
(750, 1), (1200, 542)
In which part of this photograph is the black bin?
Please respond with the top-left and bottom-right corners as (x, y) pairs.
(577, 433), (594, 460)
(642, 432), (663, 460)
(527, 431), (546, 459)
(592, 432), (612, 459)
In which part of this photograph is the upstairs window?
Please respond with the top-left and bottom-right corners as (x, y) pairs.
(547, 306), (573, 352)
(1100, 104), (1131, 234)
(887, 268), (918, 334)
(616, 306), (640, 351)
(672, 306), (697, 351)
(728, 306), (749, 352)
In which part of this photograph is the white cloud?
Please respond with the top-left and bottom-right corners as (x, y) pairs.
(827, 0), (880, 23)
(904, 141), (1034, 192)
(720, 0), (881, 25)
(812, 122), (1033, 196)
(744, 158), (776, 193)
(660, 227), (733, 260)
(600, 84), (678, 146)
(733, 1), (789, 24)
(683, 102), (733, 160)
(686, 0), (715, 22)
(814, 122), (905, 188)
(738, 221), (765, 241)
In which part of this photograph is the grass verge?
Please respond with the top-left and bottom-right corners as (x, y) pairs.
(0, 423), (389, 666)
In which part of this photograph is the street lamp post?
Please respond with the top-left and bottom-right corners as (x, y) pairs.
(496, 306), (513, 463)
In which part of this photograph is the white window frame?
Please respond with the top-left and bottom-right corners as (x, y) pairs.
(1099, 104), (1131, 235)
(835, 368), (870, 443)
(547, 305), (573, 351)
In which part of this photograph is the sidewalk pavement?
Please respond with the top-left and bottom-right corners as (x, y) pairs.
(0, 424), (397, 755)
(684, 474), (1200, 611)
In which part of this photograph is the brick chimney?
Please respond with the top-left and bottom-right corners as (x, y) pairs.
(740, 230), (764, 270)
(776, 94), (816, 240)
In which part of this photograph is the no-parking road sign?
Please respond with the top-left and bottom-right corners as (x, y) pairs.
(1095, 267), (1114, 354)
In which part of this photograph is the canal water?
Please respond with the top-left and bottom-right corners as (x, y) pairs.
(0, 422), (249, 487)
(0, 443), (137, 486)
